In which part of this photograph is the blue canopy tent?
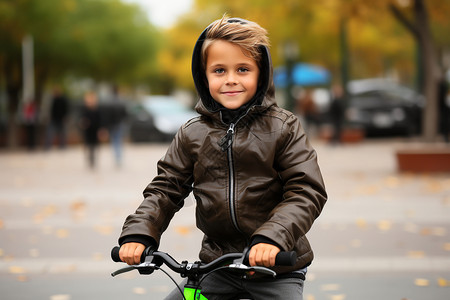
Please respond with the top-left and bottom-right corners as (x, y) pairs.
(274, 63), (331, 87)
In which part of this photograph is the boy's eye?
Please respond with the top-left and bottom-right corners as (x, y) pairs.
(238, 67), (249, 73)
(214, 68), (225, 74)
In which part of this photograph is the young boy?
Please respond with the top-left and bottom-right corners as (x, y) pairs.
(118, 16), (327, 299)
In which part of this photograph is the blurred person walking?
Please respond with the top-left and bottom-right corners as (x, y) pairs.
(329, 84), (345, 145)
(79, 91), (102, 169)
(297, 89), (319, 136)
(103, 86), (127, 167)
(438, 79), (449, 143)
(45, 86), (70, 149)
(22, 100), (38, 151)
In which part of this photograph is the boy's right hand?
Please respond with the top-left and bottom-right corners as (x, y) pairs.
(119, 242), (146, 265)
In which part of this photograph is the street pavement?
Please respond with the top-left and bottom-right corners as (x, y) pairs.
(0, 139), (449, 300)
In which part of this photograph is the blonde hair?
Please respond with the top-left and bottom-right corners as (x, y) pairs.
(201, 16), (270, 69)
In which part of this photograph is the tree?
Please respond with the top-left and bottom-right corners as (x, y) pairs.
(0, 0), (161, 148)
(390, 0), (442, 142)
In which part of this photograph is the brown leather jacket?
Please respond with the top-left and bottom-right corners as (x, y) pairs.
(119, 18), (327, 273)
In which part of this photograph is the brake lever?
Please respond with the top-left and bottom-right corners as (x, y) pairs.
(111, 265), (136, 277)
(228, 263), (276, 277)
(111, 262), (158, 277)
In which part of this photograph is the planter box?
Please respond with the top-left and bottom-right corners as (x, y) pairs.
(396, 145), (450, 173)
(320, 126), (365, 144)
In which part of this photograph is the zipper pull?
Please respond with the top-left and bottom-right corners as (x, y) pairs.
(218, 123), (235, 151)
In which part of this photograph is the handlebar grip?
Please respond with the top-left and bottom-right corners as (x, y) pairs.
(111, 246), (121, 262)
(275, 251), (296, 266)
(111, 246), (154, 263)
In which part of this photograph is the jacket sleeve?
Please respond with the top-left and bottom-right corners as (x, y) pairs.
(252, 113), (327, 251)
(119, 128), (194, 248)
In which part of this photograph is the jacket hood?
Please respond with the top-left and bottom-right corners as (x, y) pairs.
(191, 18), (276, 118)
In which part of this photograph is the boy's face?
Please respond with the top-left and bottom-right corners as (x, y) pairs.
(205, 40), (260, 110)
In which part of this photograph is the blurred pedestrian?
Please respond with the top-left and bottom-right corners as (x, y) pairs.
(297, 88), (319, 135)
(22, 100), (38, 151)
(79, 91), (102, 169)
(329, 84), (345, 144)
(104, 86), (127, 167)
(45, 86), (70, 149)
(438, 78), (449, 143)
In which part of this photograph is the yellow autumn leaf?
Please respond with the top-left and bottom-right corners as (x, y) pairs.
(16, 275), (28, 282)
(444, 243), (450, 251)
(355, 218), (368, 229)
(377, 220), (392, 231)
(132, 287), (147, 295)
(414, 278), (429, 287)
(56, 229), (69, 238)
(70, 200), (86, 211)
(437, 278), (450, 287)
(175, 226), (191, 235)
(384, 176), (401, 187)
(9, 266), (26, 274)
(407, 251), (425, 259)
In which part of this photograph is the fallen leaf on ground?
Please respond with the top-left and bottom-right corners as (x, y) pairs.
(56, 229), (69, 238)
(330, 294), (346, 300)
(16, 275), (28, 282)
(414, 278), (429, 286)
(70, 200), (86, 211)
(444, 243), (450, 251)
(132, 287), (146, 295)
(407, 251), (425, 259)
(355, 218), (368, 229)
(321, 284), (340, 291)
(377, 220), (392, 231)
(438, 277), (450, 287)
(175, 226), (191, 235)
(384, 176), (401, 187)
(9, 266), (26, 274)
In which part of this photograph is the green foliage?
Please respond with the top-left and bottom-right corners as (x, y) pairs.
(0, 0), (161, 87)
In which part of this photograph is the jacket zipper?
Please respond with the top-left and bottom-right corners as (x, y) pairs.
(219, 123), (243, 234)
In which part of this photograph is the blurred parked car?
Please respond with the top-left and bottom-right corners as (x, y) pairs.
(344, 79), (424, 136)
(128, 95), (198, 142)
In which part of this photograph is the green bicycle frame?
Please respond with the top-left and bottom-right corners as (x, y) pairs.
(184, 287), (208, 300)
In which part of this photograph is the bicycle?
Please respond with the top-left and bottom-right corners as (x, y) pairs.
(111, 246), (296, 300)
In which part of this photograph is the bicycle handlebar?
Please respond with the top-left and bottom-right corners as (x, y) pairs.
(111, 246), (296, 277)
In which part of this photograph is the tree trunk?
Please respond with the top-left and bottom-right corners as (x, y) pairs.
(415, 0), (439, 142)
(390, 0), (440, 142)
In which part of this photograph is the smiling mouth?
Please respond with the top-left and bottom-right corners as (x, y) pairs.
(222, 91), (243, 96)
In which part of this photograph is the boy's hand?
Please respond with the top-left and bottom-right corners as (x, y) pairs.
(119, 242), (146, 265)
(248, 243), (280, 267)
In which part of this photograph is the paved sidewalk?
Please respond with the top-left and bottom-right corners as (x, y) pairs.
(0, 139), (449, 299)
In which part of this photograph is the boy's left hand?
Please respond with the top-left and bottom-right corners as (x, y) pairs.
(248, 243), (280, 267)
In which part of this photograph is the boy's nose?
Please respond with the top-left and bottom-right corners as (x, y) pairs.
(225, 73), (238, 85)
